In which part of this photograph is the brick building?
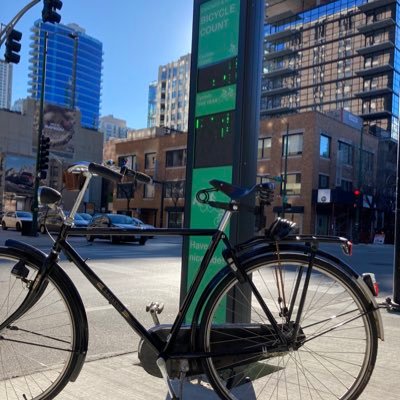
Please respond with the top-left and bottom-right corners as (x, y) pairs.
(258, 111), (381, 240)
(104, 127), (187, 228)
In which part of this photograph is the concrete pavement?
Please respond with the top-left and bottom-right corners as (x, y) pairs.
(1, 230), (400, 399)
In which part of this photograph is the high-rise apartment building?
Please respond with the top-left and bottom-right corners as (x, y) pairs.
(99, 114), (128, 142)
(28, 21), (103, 129)
(0, 60), (12, 109)
(263, 0), (399, 140)
(153, 53), (191, 132)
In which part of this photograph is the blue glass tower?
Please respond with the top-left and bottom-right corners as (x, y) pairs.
(28, 21), (103, 129)
(263, 0), (399, 140)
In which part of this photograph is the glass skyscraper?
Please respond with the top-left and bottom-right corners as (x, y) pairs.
(28, 21), (103, 129)
(263, 0), (400, 140)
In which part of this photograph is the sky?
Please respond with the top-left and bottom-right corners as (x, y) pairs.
(2, 0), (194, 129)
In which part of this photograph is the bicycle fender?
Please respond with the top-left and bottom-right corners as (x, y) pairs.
(2, 240), (89, 380)
(237, 243), (384, 341)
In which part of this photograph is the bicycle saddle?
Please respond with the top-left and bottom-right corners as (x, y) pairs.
(210, 180), (252, 200)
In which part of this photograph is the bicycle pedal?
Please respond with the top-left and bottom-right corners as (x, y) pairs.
(146, 301), (164, 314)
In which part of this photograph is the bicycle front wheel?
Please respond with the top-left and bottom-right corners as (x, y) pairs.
(0, 247), (86, 400)
(200, 252), (378, 400)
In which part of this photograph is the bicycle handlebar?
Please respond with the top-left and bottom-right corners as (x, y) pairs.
(120, 165), (153, 184)
(88, 162), (123, 183)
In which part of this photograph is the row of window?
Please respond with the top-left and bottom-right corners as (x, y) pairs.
(258, 132), (374, 170)
(117, 149), (187, 171)
(117, 180), (185, 200)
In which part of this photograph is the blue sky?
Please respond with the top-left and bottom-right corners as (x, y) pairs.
(2, 1), (194, 129)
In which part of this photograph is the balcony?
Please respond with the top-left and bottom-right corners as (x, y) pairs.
(265, 28), (299, 43)
(357, 40), (394, 55)
(355, 87), (393, 98)
(356, 63), (393, 76)
(360, 110), (392, 120)
(261, 106), (295, 116)
(266, 10), (300, 25)
(357, 18), (395, 33)
(358, 0), (396, 12)
(263, 66), (296, 79)
(264, 47), (297, 61)
(262, 86), (298, 96)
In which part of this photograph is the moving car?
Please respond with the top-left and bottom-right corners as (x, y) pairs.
(38, 210), (89, 233)
(1, 211), (33, 231)
(86, 214), (147, 245)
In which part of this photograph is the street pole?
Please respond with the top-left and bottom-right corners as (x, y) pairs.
(282, 123), (289, 219)
(387, 135), (400, 311)
(68, 32), (78, 109)
(31, 30), (48, 236)
(353, 125), (364, 244)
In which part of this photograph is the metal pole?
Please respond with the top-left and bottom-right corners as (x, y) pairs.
(31, 30), (48, 236)
(353, 125), (364, 244)
(68, 33), (78, 109)
(387, 138), (400, 311)
(282, 123), (289, 218)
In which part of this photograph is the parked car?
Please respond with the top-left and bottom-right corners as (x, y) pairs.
(38, 210), (89, 233)
(1, 211), (33, 231)
(131, 217), (156, 238)
(86, 214), (147, 245)
(77, 212), (93, 222)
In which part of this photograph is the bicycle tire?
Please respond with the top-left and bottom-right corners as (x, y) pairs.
(0, 247), (87, 400)
(200, 251), (378, 400)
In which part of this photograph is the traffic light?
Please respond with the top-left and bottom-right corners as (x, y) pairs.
(38, 135), (51, 179)
(42, 0), (63, 24)
(4, 29), (22, 64)
(353, 189), (362, 208)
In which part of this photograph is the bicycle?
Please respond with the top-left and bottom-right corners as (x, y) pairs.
(0, 161), (383, 400)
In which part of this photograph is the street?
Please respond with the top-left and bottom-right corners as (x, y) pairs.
(1, 229), (400, 400)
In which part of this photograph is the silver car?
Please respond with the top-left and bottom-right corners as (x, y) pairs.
(1, 211), (32, 231)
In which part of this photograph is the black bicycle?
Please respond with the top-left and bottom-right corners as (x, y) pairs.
(0, 161), (383, 400)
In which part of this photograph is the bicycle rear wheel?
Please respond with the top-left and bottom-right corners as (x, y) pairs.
(0, 247), (86, 400)
(200, 252), (378, 400)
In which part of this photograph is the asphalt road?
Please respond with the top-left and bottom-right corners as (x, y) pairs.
(0, 228), (398, 364)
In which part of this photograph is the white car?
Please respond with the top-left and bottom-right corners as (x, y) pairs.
(1, 211), (33, 231)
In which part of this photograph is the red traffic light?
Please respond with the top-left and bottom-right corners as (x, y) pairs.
(353, 189), (361, 196)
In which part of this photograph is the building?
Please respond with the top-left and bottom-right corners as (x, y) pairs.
(153, 53), (191, 132)
(99, 115), (128, 142)
(0, 60), (12, 109)
(147, 81), (157, 128)
(258, 111), (381, 241)
(0, 98), (103, 213)
(28, 21), (103, 129)
(104, 127), (187, 228)
(263, 0), (399, 140)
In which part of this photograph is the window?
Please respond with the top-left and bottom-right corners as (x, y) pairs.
(166, 149), (186, 167)
(118, 155), (137, 169)
(117, 183), (134, 199)
(165, 181), (185, 198)
(320, 134), (331, 158)
(143, 184), (155, 198)
(362, 150), (374, 173)
(282, 173), (301, 195)
(168, 211), (183, 228)
(145, 152), (156, 169)
(282, 133), (303, 156)
(318, 174), (329, 189)
(338, 141), (353, 165)
(341, 179), (352, 192)
(258, 137), (271, 159)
